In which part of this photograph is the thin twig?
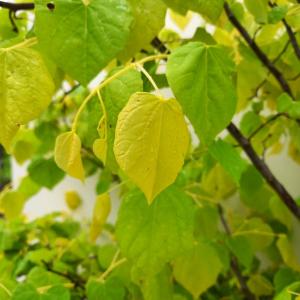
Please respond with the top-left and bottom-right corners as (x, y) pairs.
(217, 205), (255, 300)
(227, 123), (300, 219)
(224, 1), (294, 98)
(269, 1), (300, 60)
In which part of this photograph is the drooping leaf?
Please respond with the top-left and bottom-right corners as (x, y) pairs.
(90, 193), (111, 242)
(118, 0), (166, 61)
(173, 241), (222, 298)
(28, 158), (65, 189)
(116, 186), (195, 279)
(114, 93), (189, 203)
(0, 45), (54, 151)
(64, 191), (82, 210)
(35, 0), (132, 85)
(167, 42), (237, 144)
(0, 190), (26, 220)
(55, 131), (85, 181)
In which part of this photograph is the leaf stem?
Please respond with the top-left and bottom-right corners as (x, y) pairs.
(72, 54), (168, 132)
(0, 282), (12, 297)
(2, 37), (38, 51)
(98, 250), (127, 281)
(136, 63), (162, 97)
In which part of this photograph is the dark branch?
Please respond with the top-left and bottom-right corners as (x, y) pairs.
(150, 36), (300, 220)
(218, 205), (256, 300)
(248, 113), (284, 140)
(227, 123), (300, 219)
(269, 1), (300, 60)
(0, 1), (34, 11)
(224, 2), (294, 98)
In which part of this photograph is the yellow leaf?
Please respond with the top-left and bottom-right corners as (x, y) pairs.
(0, 45), (54, 152)
(65, 190), (82, 210)
(169, 10), (193, 30)
(93, 138), (107, 164)
(114, 92), (189, 203)
(55, 131), (85, 180)
(90, 193), (111, 242)
(0, 189), (26, 220)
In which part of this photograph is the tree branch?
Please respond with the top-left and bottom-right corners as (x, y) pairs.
(218, 205), (255, 300)
(269, 1), (300, 60)
(227, 123), (300, 219)
(149, 36), (300, 220)
(0, 1), (34, 11)
(224, 1), (294, 98)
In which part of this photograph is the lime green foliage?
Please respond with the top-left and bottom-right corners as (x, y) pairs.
(35, 0), (132, 85)
(1, 0), (300, 299)
(116, 187), (195, 278)
(167, 42), (237, 144)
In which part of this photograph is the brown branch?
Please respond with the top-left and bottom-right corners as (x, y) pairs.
(224, 2), (294, 98)
(218, 205), (255, 300)
(227, 123), (300, 219)
(0, 1), (34, 11)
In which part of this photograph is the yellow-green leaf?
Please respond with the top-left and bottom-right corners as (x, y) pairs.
(0, 45), (54, 152)
(65, 190), (82, 210)
(114, 92), (189, 203)
(90, 193), (111, 242)
(173, 242), (222, 298)
(93, 139), (107, 164)
(55, 131), (85, 180)
(0, 189), (26, 220)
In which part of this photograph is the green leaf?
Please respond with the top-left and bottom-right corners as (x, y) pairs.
(0, 45), (54, 152)
(209, 139), (247, 184)
(226, 236), (253, 269)
(167, 42), (237, 144)
(173, 242), (222, 298)
(277, 235), (300, 272)
(11, 283), (70, 300)
(55, 131), (85, 181)
(194, 204), (219, 240)
(102, 68), (143, 172)
(116, 186), (195, 279)
(86, 277), (125, 300)
(28, 158), (65, 189)
(17, 176), (40, 199)
(35, 0), (132, 85)
(248, 274), (273, 296)
(114, 93), (189, 203)
(244, 0), (268, 24)
(118, 0), (166, 61)
(142, 267), (173, 300)
(268, 5), (288, 24)
(0, 190), (26, 220)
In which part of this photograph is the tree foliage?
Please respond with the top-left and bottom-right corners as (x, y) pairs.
(0, 0), (300, 299)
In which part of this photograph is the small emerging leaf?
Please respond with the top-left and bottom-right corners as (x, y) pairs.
(90, 193), (111, 242)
